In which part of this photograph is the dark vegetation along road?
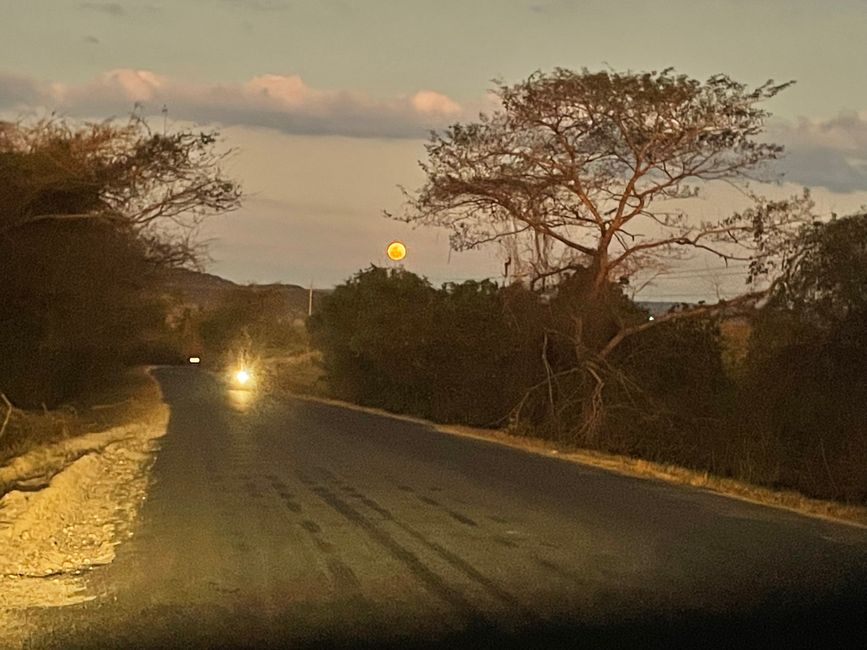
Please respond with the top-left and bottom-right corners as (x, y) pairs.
(23, 368), (867, 648)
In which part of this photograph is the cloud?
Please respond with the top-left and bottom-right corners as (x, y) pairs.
(0, 72), (44, 107)
(79, 2), (161, 17)
(528, 0), (574, 14)
(0, 69), (466, 139)
(410, 90), (461, 116)
(9, 67), (864, 190)
(769, 112), (867, 193)
(79, 2), (126, 16)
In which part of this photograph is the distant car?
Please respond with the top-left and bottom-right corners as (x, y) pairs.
(228, 366), (255, 391)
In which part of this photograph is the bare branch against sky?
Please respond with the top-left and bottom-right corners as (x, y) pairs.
(3, 0), (866, 286)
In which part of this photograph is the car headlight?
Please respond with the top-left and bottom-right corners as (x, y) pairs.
(234, 369), (251, 385)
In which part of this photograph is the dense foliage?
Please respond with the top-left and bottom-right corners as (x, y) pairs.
(738, 214), (867, 501)
(309, 266), (725, 433)
(0, 117), (240, 407)
(390, 67), (812, 442)
(308, 267), (544, 424)
(312, 209), (867, 504)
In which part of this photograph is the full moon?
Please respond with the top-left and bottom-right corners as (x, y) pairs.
(386, 240), (407, 261)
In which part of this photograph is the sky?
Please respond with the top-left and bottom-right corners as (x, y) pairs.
(2, 0), (867, 299)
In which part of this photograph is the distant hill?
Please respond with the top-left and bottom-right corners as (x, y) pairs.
(159, 268), (328, 320)
(159, 271), (699, 321)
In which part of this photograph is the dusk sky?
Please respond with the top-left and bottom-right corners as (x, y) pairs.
(3, 0), (867, 299)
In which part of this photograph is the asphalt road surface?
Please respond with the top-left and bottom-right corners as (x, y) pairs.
(23, 367), (867, 648)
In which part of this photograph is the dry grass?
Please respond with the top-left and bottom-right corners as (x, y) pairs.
(0, 367), (162, 467)
(443, 424), (867, 527)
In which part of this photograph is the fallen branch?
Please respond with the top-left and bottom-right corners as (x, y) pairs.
(0, 393), (14, 440)
(90, 398), (133, 411)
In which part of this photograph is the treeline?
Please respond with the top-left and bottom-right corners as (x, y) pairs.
(310, 214), (867, 503)
(0, 117), (241, 409)
(193, 285), (310, 368)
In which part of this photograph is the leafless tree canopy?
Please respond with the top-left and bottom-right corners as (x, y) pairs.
(0, 115), (242, 407)
(0, 115), (242, 267)
(391, 68), (810, 301)
(389, 67), (820, 441)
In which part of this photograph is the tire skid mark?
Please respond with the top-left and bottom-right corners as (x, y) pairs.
(337, 483), (392, 520)
(535, 558), (593, 588)
(267, 475), (303, 513)
(447, 511), (478, 527)
(393, 519), (534, 619)
(317, 470), (534, 622)
(322, 470), (394, 521)
(325, 556), (363, 592)
(244, 480), (265, 499)
(493, 536), (519, 548)
(315, 467), (339, 481)
(295, 469), (315, 486)
(272, 472), (367, 603)
(312, 536), (335, 553)
(414, 493), (479, 528)
(339, 485), (363, 498)
(300, 519), (322, 534)
(307, 482), (484, 619)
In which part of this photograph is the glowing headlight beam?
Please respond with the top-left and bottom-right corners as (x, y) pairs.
(235, 369), (251, 385)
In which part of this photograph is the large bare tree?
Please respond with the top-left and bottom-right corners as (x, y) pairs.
(390, 68), (815, 439)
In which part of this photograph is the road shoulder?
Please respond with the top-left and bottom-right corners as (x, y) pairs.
(284, 390), (867, 529)
(0, 367), (169, 644)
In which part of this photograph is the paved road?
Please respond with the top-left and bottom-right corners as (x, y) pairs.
(24, 367), (867, 647)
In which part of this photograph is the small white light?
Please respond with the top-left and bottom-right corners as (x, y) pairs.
(188, 356), (201, 364)
(648, 315), (655, 321)
(235, 369), (250, 385)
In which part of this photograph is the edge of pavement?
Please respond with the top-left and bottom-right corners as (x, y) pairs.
(0, 366), (169, 632)
(283, 390), (867, 530)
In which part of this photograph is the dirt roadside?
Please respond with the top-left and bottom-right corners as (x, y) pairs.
(0, 367), (169, 644)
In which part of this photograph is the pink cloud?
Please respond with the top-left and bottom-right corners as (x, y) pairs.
(0, 69), (465, 139)
(52, 68), (167, 104)
(410, 90), (461, 116)
(244, 74), (320, 108)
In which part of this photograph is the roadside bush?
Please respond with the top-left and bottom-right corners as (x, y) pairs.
(0, 220), (169, 407)
(309, 267), (545, 425)
(309, 267), (439, 416)
(596, 314), (734, 471)
(0, 116), (239, 409)
(739, 308), (867, 502)
(427, 279), (544, 425)
(198, 286), (307, 360)
(736, 213), (867, 502)
(309, 214), (867, 506)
